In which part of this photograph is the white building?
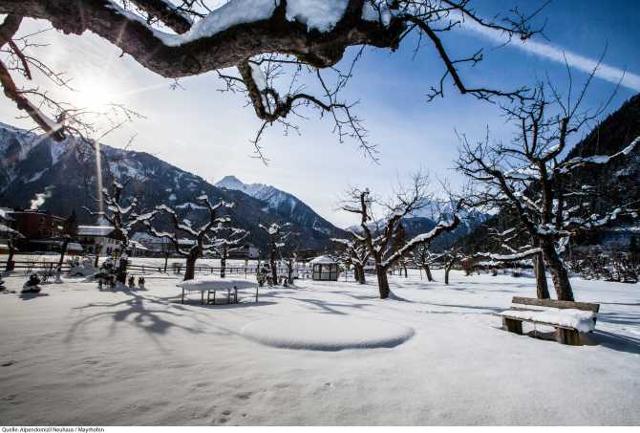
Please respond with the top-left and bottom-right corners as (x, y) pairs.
(77, 225), (121, 255)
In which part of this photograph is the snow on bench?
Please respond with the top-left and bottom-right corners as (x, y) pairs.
(177, 278), (258, 304)
(499, 296), (599, 345)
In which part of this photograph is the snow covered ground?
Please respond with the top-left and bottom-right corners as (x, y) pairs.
(0, 269), (638, 425)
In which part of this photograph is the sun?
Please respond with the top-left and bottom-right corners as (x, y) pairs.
(72, 75), (118, 111)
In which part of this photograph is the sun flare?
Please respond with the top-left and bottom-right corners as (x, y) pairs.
(72, 76), (118, 111)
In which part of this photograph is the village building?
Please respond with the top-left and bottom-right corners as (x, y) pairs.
(77, 225), (123, 255)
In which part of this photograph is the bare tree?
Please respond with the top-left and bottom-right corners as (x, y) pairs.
(143, 195), (234, 280)
(340, 173), (460, 299)
(0, 1), (542, 156)
(258, 222), (292, 284)
(84, 179), (154, 283)
(469, 217), (551, 299)
(412, 243), (436, 281)
(457, 78), (640, 301)
(441, 246), (464, 285)
(332, 237), (370, 284)
(214, 226), (249, 278)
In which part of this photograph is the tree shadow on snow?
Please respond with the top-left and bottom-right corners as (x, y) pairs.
(598, 301), (640, 307)
(587, 330), (640, 355)
(418, 301), (505, 315)
(290, 296), (371, 315)
(597, 311), (640, 326)
(64, 289), (210, 348)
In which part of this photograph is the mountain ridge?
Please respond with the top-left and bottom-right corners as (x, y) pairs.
(0, 122), (347, 252)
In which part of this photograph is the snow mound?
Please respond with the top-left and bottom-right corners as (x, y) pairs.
(241, 315), (414, 351)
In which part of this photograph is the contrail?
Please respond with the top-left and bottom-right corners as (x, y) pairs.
(461, 18), (640, 92)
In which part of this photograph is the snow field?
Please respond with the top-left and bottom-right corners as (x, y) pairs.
(0, 269), (638, 425)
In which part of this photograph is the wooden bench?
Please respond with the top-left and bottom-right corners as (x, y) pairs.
(499, 296), (600, 346)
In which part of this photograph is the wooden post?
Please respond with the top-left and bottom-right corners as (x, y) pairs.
(555, 328), (581, 345)
(503, 317), (523, 334)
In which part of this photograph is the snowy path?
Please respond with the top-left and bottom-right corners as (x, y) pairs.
(0, 270), (638, 425)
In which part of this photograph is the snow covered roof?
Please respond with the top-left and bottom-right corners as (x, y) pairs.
(67, 242), (83, 252)
(310, 255), (337, 265)
(77, 225), (115, 237)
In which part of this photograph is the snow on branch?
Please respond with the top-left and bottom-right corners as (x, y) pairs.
(382, 215), (460, 268)
(556, 136), (640, 174)
(2, 0), (543, 154)
(474, 247), (541, 262)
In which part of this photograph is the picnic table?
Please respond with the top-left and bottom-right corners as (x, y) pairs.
(176, 278), (259, 305)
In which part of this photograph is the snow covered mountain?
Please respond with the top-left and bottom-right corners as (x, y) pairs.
(216, 175), (338, 236)
(0, 122), (346, 251)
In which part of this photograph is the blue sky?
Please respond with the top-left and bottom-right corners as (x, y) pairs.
(0, 1), (638, 227)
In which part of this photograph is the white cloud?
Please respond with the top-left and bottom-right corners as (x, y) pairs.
(462, 18), (640, 92)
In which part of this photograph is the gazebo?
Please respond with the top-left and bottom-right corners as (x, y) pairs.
(310, 255), (340, 281)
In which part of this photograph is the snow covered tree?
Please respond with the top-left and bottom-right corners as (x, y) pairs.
(0, 1), (541, 155)
(441, 247), (464, 285)
(214, 226), (249, 278)
(457, 79), (640, 301)
(85, 180), (154, 284)
(332, 237), (370, 284)
(412, 243), (436, 282)
(340, 173), (460, 299)
(391, 221), (409, 277)
(143, 196), (235, 281)
(258, 222), (292, 284)
(476, 224), (550, 299)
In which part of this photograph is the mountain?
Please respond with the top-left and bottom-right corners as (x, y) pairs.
(0, 122), (347, 252)
(215, 175), (338, 236)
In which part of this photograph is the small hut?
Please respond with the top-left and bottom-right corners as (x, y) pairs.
(310, 255), (340, 281)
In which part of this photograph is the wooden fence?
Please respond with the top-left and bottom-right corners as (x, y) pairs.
(0, 259), (314, 279)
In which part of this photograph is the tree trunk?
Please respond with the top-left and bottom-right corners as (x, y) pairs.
(58, 239), (70, 268)
(354, 263), (365, 284)
(220, 248), (227, 278)
(94, 244), (102, 268)
(116, 256), (127, 285)
(444, 263), (452, 285)
(376, 265), (390, 299)
(533, 253), (550, 299)
(270, 253), (277, 284)
(163, 253), (168, 273)
(541, 241), (574, 301)
(403, 263), (407, 278)
(5, 244), (15, 271)
(184, 254), (197, 281)
(287, 260), (294, 284)
(423, 264), (434, 281)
